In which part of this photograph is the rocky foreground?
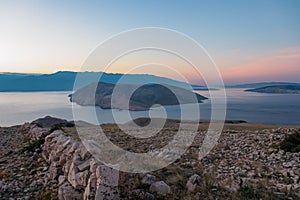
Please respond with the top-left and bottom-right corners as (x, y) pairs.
(0, 117), (300, 199)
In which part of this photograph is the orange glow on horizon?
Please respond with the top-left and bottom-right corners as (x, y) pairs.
(1, 46), (299, 85)
(220, 47), (300, 83)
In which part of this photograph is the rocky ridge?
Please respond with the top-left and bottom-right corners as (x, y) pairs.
(26, 123), (120, 200)
(0, 120), (120, 200)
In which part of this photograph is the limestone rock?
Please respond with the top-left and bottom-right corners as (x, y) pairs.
(67, 162), (78, 188)
(186, 174), (201, 192)
(58, 182), (83, 200)
(141, 174), (156, 186)
(75, 170), (89, 189)
(58, 175), (66, 185)
(95, 165), (120, 200)
(78, 159), (92, 172)
(149, 181), (171, 196)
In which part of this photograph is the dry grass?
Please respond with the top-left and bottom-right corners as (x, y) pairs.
(0, 168), (12, 180)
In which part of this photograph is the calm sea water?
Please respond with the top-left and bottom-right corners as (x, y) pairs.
(0, 89), (299, 127)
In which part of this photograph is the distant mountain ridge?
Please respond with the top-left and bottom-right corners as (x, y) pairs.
(0, 71), (201, 92)
(1, 71), (299, 92)
(227, 82), (300, 88)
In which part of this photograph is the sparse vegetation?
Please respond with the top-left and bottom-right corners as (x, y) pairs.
(22, 135), (30, 143)
(238, 186), (259, 199)
(20, 138), (45, 153)
(39, 189), (56, 200)
(280, 131), (300, 153)
(49, 124), (63, 133)
(0, 169), (12, 180)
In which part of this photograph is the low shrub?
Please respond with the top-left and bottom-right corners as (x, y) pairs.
(280, 132), (300, 153)
(20, 138), (45, 153)
(238, 186), (260, 199)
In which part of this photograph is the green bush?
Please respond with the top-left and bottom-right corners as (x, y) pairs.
(49, 124), (63, 133)
(238, 186), (260, 199)
(280, 132), (300, 153)
(20, 138), (45, 153)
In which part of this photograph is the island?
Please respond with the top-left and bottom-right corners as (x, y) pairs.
(227, 82), (300, 88)
(245, 85), (300, 94)
(69, 82), (207, 111)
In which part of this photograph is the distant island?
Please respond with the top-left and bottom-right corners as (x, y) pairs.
(69, 82), (207, 111)
(245, 85), (300, 94)
(227, 82), (300, 88)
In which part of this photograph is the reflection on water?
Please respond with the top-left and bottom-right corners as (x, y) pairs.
(0, 88), (299, 127)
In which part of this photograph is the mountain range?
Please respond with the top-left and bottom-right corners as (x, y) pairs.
(0, 71), (299, 92)
(0, 71), (200, 92)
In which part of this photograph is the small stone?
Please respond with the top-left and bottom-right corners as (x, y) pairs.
(141, 174), (156, 186)
(186, 174), (201, 192)
(144, 192), (155, 200)
(75, 170), (89, 188)
(78, 159), (92, 171)
(150, 181), (171, 196)
(29, 181), (36, 187)
(58, 182), (83, 200)
(58, 175), (66, 185)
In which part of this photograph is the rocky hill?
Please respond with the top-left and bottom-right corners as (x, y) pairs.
(70, 82), (207, 111)
(0, 117), (300, 199)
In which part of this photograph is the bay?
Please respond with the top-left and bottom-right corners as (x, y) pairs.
(0, 88), (299, 127)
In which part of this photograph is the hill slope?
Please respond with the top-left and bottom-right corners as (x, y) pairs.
(70, 82), (207, 111)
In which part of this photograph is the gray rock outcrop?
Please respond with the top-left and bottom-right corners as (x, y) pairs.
(42, 130), (120, 200)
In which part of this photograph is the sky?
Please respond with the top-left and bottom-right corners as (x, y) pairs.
(0, 0), (299, 84)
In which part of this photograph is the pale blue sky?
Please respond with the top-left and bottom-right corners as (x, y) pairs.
(0, 0), (299, 83)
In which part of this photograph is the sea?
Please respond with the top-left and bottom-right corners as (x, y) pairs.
(0, 88), (299, 127)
